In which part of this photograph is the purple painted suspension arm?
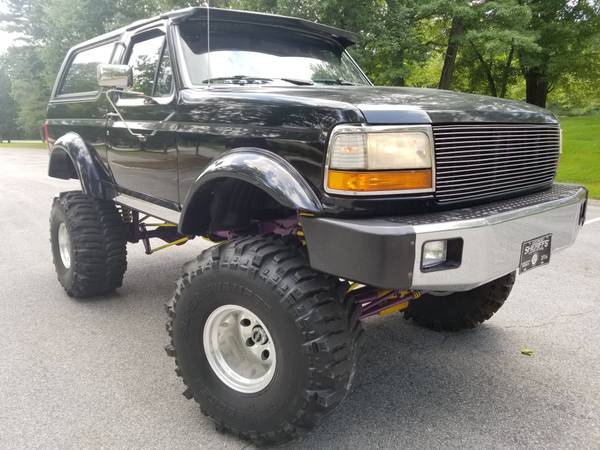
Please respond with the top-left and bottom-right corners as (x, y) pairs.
(213, 215), (421, 320)
(211, 216), (300, 240)
(348, 287), (421, 319)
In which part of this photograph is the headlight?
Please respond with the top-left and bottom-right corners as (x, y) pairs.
(325, 125), (435, 195)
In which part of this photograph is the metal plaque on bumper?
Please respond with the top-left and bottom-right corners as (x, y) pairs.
(519, 234), (552, 273)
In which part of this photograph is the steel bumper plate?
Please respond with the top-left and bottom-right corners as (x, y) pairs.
(301, 184), (587, 291)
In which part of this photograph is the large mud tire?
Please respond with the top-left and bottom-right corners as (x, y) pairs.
(404, 273), (516, 331)
(50, 191), (127, 298)
(165, 235), (362, 445)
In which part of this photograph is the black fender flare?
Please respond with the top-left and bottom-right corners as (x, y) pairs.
(48, 132), (116, 199)
(180, 148), (322, 234)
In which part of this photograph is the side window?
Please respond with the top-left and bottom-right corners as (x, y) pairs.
(155, 47), (173, 97)
(60, 42), (115, 95)
(127, 34), (165, 96)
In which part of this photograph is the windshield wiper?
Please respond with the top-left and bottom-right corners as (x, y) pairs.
(313, 79), (356, 86)
(202, 75), (315, 86)
(279, 78), (314, 86)
(202, 75), (274, 85)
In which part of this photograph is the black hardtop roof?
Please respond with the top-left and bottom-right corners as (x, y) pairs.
(72, 6), (357, 51)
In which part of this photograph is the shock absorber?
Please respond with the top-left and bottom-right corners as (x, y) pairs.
(127, 210), (192, 254)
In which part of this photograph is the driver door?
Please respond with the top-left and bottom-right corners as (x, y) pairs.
(107, 26), (179, 205)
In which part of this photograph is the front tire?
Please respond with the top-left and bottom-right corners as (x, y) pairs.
(165, 235), (362, 445)
(404, 273), (516, 331)
(50, 191), (128, 298)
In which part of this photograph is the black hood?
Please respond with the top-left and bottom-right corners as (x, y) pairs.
(182, 86), (557, 125)
(267, 86), (557, 125)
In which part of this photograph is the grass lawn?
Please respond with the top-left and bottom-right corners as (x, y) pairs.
(0, 141), (47, 150)
(557, 115), (600, 198)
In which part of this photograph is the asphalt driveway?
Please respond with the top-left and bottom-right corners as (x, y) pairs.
(1, 148), (599, 449)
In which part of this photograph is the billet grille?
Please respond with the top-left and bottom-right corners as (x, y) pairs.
(433, 124), (560, 203)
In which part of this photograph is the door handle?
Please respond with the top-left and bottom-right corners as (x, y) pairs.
(105, 112), (120, 120)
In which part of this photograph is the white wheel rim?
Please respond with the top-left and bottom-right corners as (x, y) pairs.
(203, 305), (276, 393)
(57, 222), (71, 269)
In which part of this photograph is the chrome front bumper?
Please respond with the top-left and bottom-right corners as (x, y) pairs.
(301, 184), (588, 291)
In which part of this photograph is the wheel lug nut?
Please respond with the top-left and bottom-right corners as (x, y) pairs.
(261, 350), (270, 360)
(240, 318), (251, 327)
(245, 338), (255, 347)
(252, 326), (268, 345)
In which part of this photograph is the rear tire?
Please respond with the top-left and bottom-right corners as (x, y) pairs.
(165, 235), (362, 445)
(404, 273), (516, 331)
(50, 191), (128, 298)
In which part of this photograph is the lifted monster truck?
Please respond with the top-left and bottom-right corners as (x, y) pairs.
(46, 7), (588, 445)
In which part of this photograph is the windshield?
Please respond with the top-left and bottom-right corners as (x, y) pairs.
(177, 20), (370, 87)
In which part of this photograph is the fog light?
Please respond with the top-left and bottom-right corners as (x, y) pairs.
(422, 240), (447, 268)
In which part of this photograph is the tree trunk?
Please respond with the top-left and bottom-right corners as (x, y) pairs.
(438, 17), (464, 90)
(395, 48), (406, 87)
(471, 44), (497, 97)
(525, 69), (549, 107)
(499, 45), (515, 98)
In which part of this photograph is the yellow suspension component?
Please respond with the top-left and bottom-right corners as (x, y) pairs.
(297, 223), (306, 246)
(377, 290), (420, 317)
(378, 300), (410, 317)
(347, 282), (363, 293)
(144, 223), (177, 227)
(378, 289), (395, 297)
(147, 237), (189, 254)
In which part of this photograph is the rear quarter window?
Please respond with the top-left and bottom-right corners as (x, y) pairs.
(59, 42), (116, 96)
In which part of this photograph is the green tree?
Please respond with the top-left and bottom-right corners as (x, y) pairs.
(520, 0), (600, 107)
(3, 47), (48, 139)
(547, 35), (600, 114)
(0, 62), (18, 141)
(463, 0), (537, 98)
(433, 0), (537, 97)
(357, 1), (425, 86)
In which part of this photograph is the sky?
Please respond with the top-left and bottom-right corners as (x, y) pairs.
(0, 0), (21, 54)
(0, 30), (19, 53)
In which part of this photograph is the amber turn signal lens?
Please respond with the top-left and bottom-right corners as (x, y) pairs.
(327, 169), (432, 192)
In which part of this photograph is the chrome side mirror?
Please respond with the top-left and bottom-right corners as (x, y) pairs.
(97, 64), (132, 89)
(98, 63), (170, 143)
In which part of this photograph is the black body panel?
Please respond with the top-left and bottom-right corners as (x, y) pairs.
(179, 148), (321, 234)
(264, 86), (558, 125)
(48, 132), (117, 199)
(171, 7), (358, 47)
(107, 99), (179, 203)
(175, 88), (364, 208)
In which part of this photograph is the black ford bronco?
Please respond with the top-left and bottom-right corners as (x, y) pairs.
(46, 6), (588, 445)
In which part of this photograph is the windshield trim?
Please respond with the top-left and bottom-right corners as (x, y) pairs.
(173, 22), (372, 90)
